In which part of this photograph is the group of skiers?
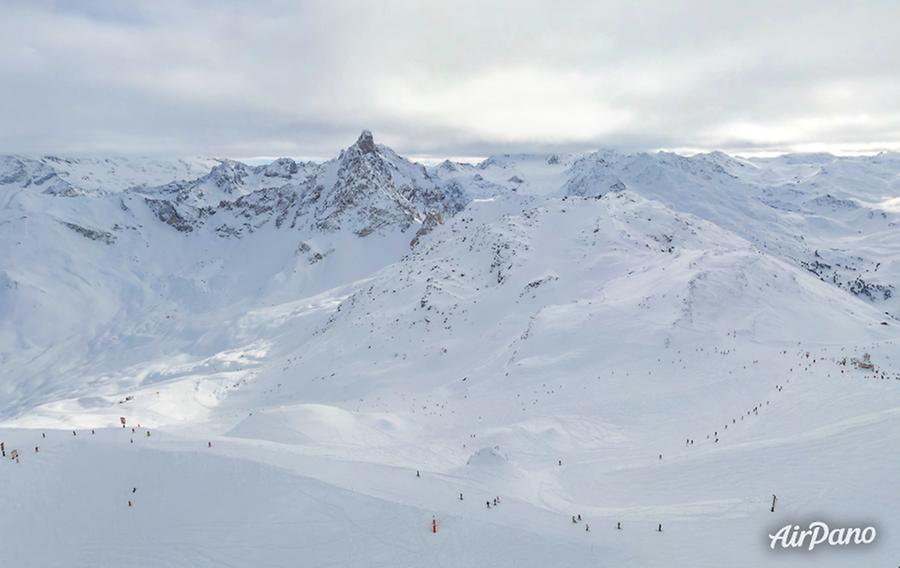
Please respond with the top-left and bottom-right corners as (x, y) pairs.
(447, 483), (665, 535)
(453, 484), (663, 535)
(3, 430), (97, 462)
(571, 513), (588, 531)
(1, 425), (158, 509)
(690, 377), (789, 448)
(570, 515), (665, 533)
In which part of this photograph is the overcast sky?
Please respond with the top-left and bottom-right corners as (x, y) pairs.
(2, 0), (899, 159)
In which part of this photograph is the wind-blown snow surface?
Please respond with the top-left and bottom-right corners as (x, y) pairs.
(1, 134), (900, 567)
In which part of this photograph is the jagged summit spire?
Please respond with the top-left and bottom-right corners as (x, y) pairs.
(356, 130), (376, 154)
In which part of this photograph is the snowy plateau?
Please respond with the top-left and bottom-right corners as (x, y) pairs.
(1, 131), (899, 567)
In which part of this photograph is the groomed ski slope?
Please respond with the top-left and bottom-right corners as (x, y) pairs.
(1, 339), (898, 567)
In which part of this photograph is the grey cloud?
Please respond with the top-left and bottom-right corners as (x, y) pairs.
(1, 0), (899, 158)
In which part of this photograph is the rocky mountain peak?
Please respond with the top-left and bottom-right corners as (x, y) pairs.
(262, 157), (299, 178)
(355, 130), (377, 154)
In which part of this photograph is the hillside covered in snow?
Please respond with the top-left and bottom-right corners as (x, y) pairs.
(1, 133), (899, 567)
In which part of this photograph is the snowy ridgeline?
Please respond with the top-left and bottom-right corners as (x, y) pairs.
(1, 134), (900, 566)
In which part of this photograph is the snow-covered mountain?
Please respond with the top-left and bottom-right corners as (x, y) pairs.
(1, 134), (899, 567)
(0, 154), (219, 196)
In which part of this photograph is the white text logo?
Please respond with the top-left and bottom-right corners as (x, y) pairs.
(769, 522), (876, 551)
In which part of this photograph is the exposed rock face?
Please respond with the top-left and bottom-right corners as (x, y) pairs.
(313, 131), (455, 237)
(263, 158), (299, 178)
(129, 130), (463, 241)
(410, 210), (444, 248)
(297, 241), (333, 264)
(0, 155), (80, 196)
(145, 198), (198, 233)
(355, 130), (377, 154)
(60, 222), (117, 244)
(206, 160), (251, 194)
